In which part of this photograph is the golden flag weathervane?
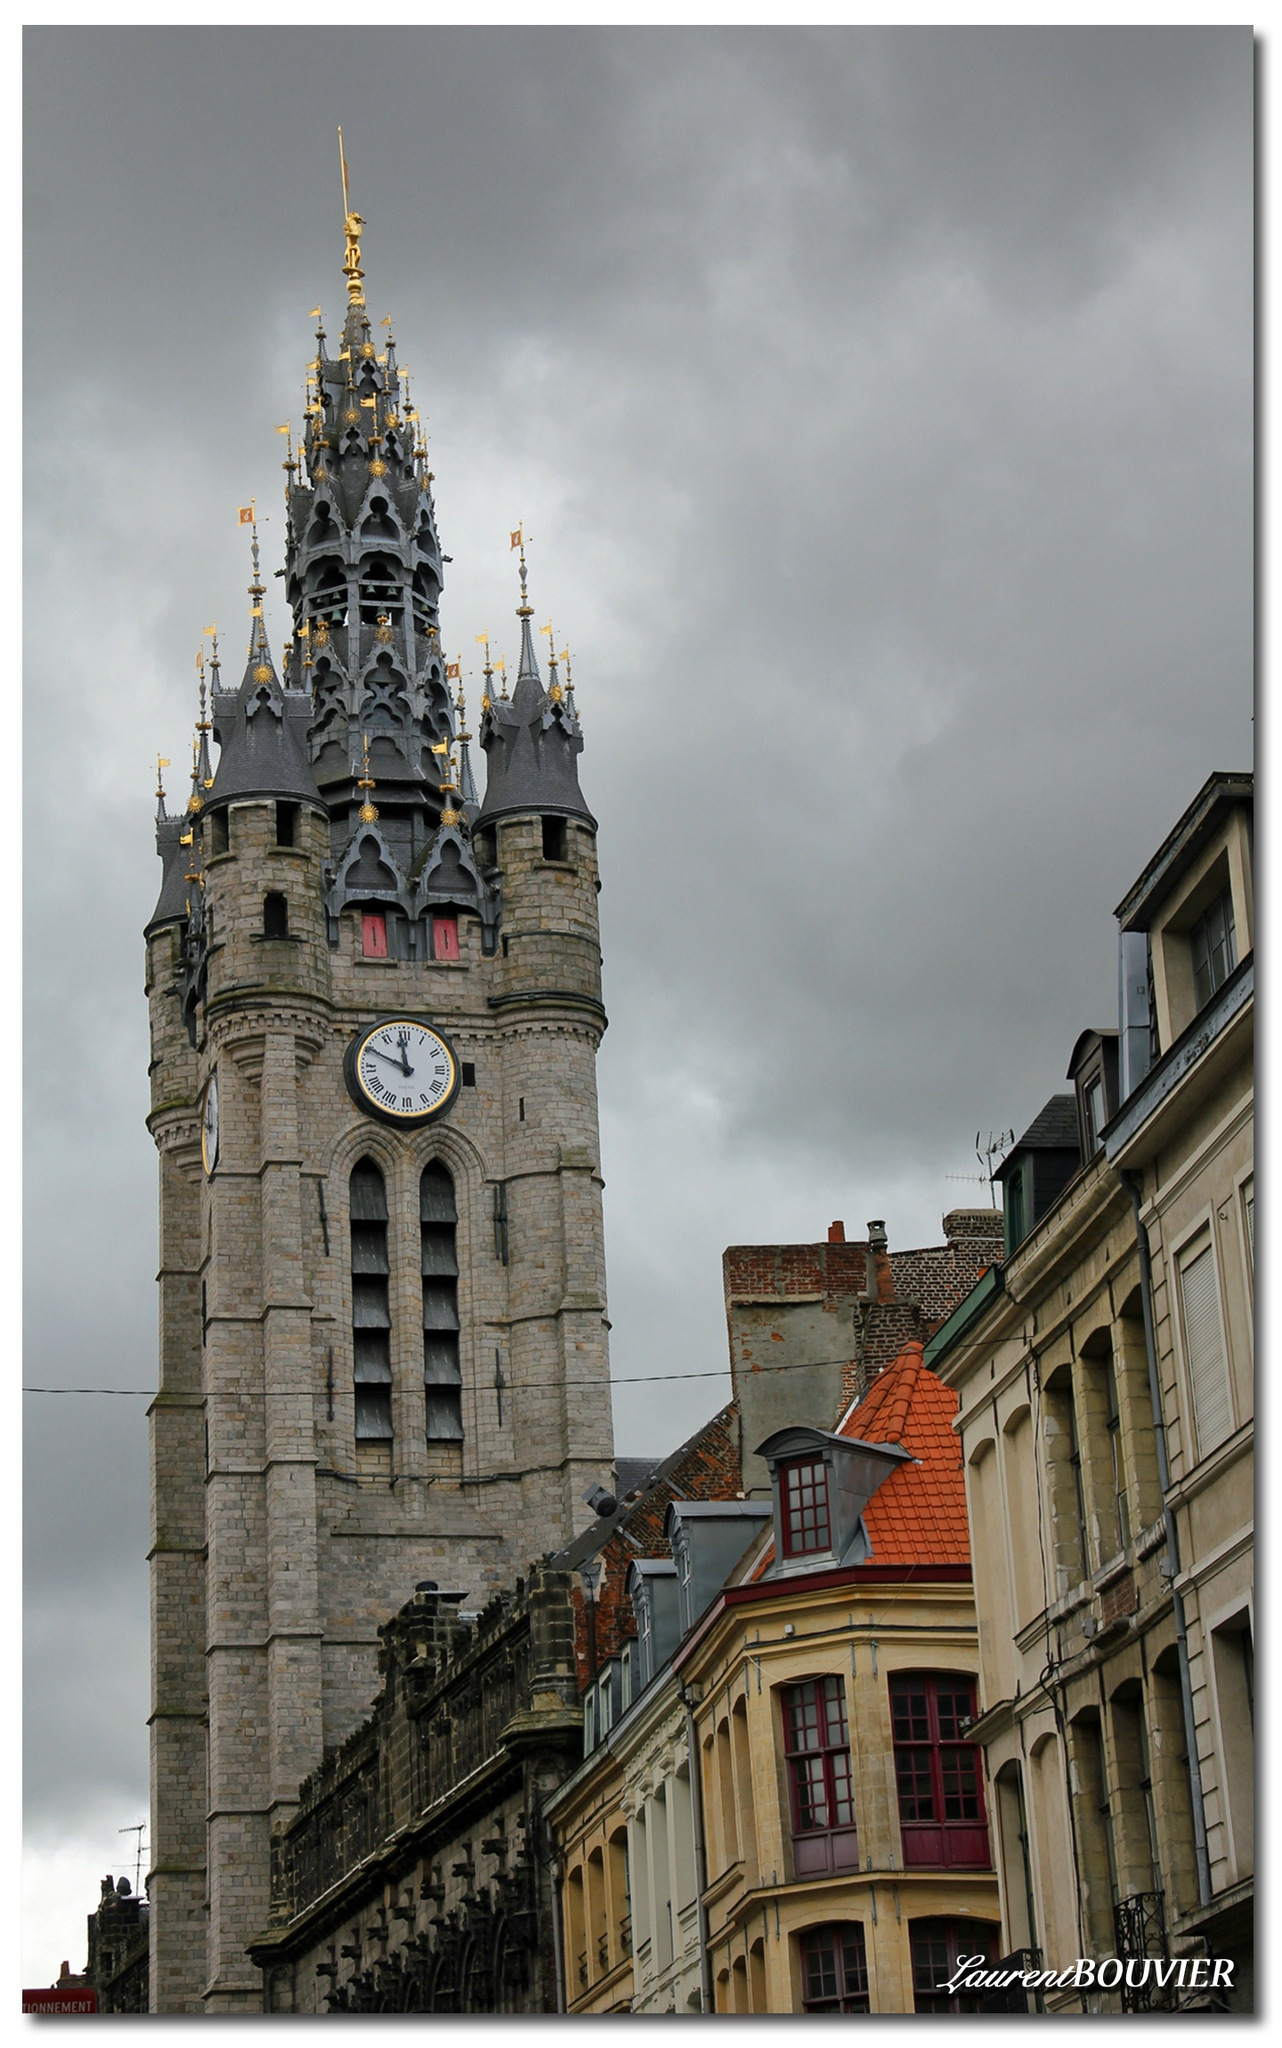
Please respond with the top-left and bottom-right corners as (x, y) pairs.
(339, 125), (365, 305)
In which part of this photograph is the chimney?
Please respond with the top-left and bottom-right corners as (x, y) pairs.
(866, 1220), (894, 1304)
(827, 1220), (845, 1243)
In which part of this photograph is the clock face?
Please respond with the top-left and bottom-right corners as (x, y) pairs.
(201, 1070), (220, 1175)
(345, 1017), (460, 1127)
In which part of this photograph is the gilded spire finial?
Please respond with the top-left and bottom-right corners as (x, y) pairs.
(187, 734), (204, 815)
(509, 522), (532, 614)
(155, 755), (171, 823)
(431, 735), (462, 826)
(338, 126), (365, 306)
(356, 731), (379, 824)
(561, 645), (579, 721)
(194, 649), (214, 790)
(237, 505), (274, 676)
(540, 620), (565, 703)
(204, 622), (220, 692)
(475, 632), (494, 712)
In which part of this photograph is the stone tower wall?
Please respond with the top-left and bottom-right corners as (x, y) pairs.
(148, 781), (614, 2010)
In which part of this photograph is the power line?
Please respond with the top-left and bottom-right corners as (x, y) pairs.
(22, 1333), (1018, 1402)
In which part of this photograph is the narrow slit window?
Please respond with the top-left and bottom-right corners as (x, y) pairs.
(350, 1159), (392, 1458)
(361, 911), (388, 958)
(432, 915), (460, 960)
(263, 891), (289, 940)
(542, 815), (568, 861)
(275, 801), (298, 847)
(422, 1162), (463, 1441)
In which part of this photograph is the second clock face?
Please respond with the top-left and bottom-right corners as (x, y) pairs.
(201, 1070), (220, 1175)
(346, 1018), (460, 1127)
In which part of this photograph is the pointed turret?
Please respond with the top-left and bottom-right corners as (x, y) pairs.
(208, 528), (325, 811)
(147, 755), (188, 934)
(477, 543), (595, 830)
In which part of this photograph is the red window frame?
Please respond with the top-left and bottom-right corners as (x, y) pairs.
(799, 1923), (869, 2013)
(361, 912), (388, 958)
(780, 1456), (831, 1557)
(783, 1676), (859, 1876)
(432, 915), (460, 961)
(910, 1918), (1000, 2013)
(890, 1673), (990, 1869)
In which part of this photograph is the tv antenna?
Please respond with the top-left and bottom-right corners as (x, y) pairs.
(118, 1823), (148, 1896)
(945, 1129), (1014, 1208)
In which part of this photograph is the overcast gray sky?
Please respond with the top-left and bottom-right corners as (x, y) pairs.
(23, 24), (1252, 1984)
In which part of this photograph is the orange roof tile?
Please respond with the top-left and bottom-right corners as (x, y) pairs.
(742, 1341), (970, 1580)
(840, 1340), (970, 1567)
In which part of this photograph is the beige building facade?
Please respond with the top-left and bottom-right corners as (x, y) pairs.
(548, 1343), (1004, 2014)
(931, 771), (1253, 2012)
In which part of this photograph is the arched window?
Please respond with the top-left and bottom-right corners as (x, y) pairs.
(263, 891), (289, 939)
(909, 1919), (1000, 2012)
(421, 1162), (462, 1441)
(798, 1924), (869, 2012)
(350, 1160), (392, 1471)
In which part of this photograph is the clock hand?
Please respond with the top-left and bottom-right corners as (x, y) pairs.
(367, 1046), (416, 1075)
(396, 1031), (413, 1076)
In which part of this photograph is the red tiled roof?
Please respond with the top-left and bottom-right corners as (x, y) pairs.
(744, 1340), (969, 1579)
(839, 1339), (970, 1566)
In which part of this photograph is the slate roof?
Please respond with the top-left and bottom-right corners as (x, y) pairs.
(996, 1092), (1079, 1173)
(207, 674), (325, 810)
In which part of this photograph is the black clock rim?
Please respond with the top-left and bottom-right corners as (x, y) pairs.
(201, 1072), (219, 1175)
(343, 1014), (462, 1128)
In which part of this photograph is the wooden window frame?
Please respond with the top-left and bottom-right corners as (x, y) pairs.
(909, 1917), (1000, 2013)
(798, 1923), (869, 2013)
(780, 1457), (832, 1559)
(890, 1672), (990, 1870)
(782, 1676), (859, 1876)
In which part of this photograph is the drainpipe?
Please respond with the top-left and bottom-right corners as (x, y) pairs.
(1121, 1170), (1212, 1908)
(679, 1682), (715, 2015)
(549, 1851), (567, 2015)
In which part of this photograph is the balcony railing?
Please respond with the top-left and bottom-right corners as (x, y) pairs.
(1114, 1890), (1167, 2012)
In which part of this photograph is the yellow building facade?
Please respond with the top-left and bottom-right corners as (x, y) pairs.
(549, 1345), (1004, 2013)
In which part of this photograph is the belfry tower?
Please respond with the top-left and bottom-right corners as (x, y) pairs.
(144, 205), (614, 2013)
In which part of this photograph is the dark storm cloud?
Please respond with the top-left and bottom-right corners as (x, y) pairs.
(23, 24), (1251, 1975)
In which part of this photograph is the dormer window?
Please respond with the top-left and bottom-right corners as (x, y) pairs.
(1191, 883), (1237, 1010)
(782, 1458), (831, 1558)
(757, 1428), (911, 1577)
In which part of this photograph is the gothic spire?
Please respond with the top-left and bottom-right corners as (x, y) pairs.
(207, 520), (324, 812)
(476, 546), (596, 831)
(285, 181), (453, 878)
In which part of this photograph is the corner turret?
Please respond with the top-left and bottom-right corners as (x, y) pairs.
(476, 542), (595, 831)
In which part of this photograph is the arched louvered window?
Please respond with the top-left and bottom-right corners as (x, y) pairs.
(421, 1162), (463, 1441)
(350, 1160), (393, 1470)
